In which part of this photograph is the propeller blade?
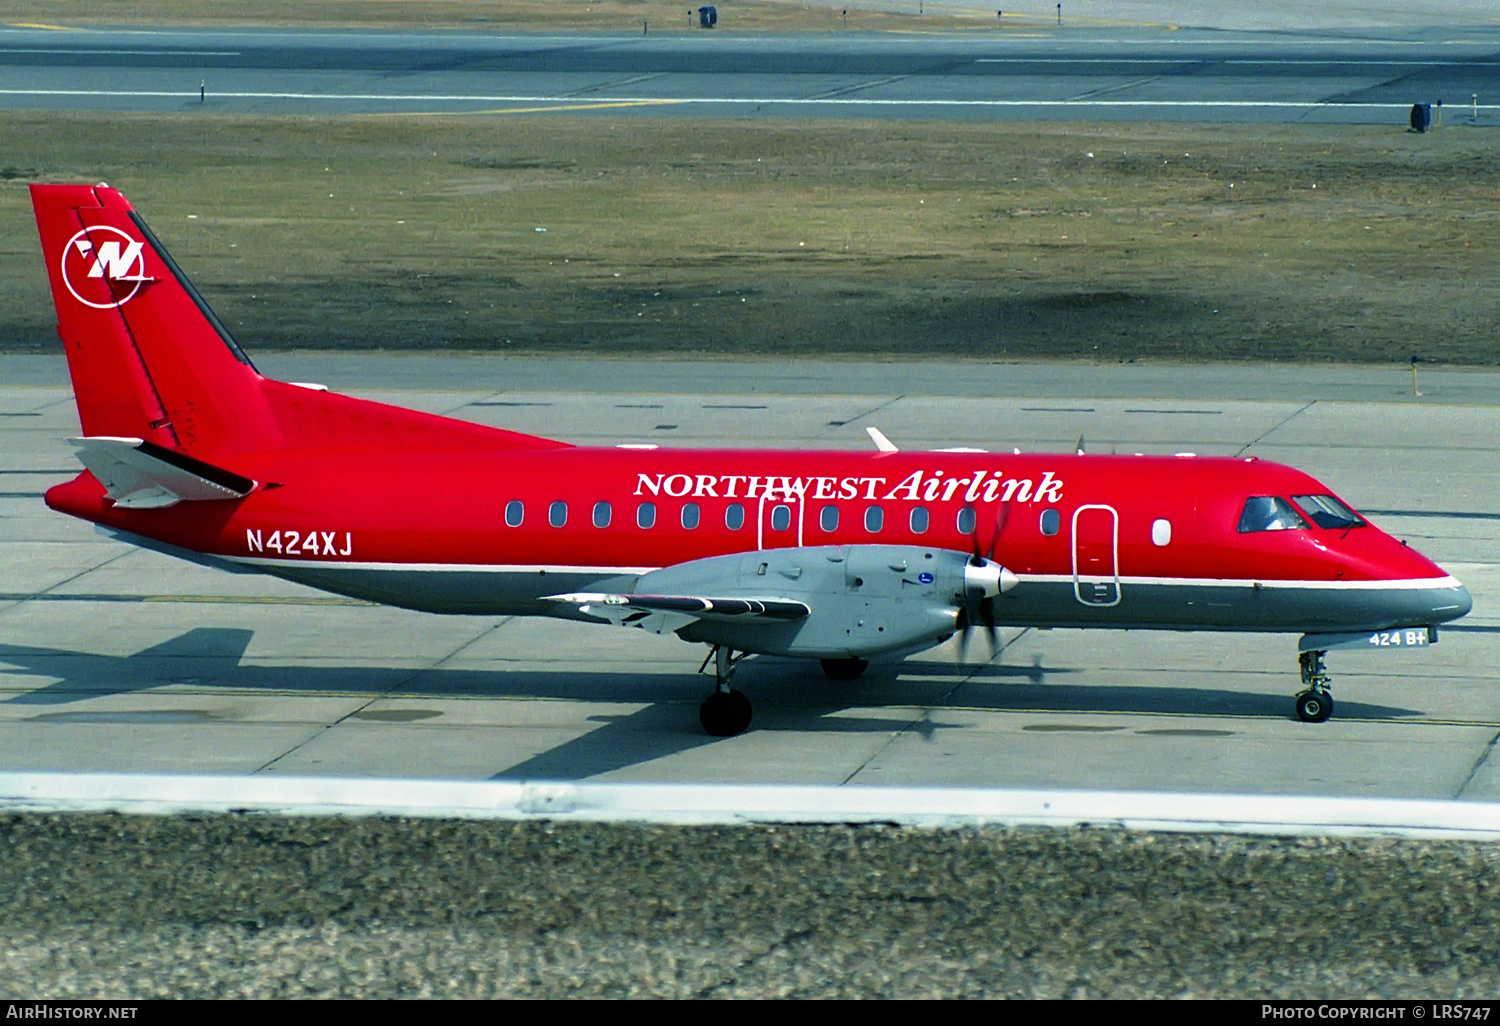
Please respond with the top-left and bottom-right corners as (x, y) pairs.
(985, 501), (1011, 562)
(954, 604), (972, 664)
(981, 595), (999, 658)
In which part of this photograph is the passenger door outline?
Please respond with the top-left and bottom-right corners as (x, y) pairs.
(1072, 503), (1121, 607)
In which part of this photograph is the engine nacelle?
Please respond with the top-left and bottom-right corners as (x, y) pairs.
(635, 544), (999, 659)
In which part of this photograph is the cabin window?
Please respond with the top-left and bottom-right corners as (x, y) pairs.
(957, 506), (977, 534)
(1237, 496), (1308, 533)
(681, 502), (701, 530)
(1292, 494), (1364, 530)
(909, 506), (929, 534)
(548, 501), (567, 528)
(592, 501), (611, 529)
(637, 502), (657, 529)
(504, 500), (524, 528)
(770, 504), (792, 531)
(819, 505), (839, 532)
(725, 503), (746, 530)
(864, 506), (884, 533)
(1151, 518), (1171, 546)
(1040, 508), (1061, 537)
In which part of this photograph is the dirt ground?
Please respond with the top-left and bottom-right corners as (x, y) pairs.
(2, 112), (1497, 364)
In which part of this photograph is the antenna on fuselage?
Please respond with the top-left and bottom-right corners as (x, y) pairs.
(1075, 432), (1086, 455)
(866, 427), (899, 453)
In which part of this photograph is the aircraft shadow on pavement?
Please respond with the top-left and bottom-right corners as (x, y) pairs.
(0, 628), (1425, 781)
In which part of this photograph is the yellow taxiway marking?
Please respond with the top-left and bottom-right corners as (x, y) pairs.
(376, 99), (683, 117)
(6, 22), (76, 30)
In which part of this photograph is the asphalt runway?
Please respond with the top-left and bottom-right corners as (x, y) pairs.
(1, 14), (1496, 122)
(1, 354), (1497, 801)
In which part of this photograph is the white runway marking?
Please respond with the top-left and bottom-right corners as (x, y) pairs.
(0, 48), (239, 55)
(0, 88), (1469, 112)
(3, 772), (1499, 839)
(974, 58), (1500, 65)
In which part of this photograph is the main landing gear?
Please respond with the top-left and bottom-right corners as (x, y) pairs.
(1294, 649), (1333, 723)
(699, 645), (753, 737)
(820, 657), (868, 681)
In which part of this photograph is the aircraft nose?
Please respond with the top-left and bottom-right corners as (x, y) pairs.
(1409, 575), (1472, 628)
(1435, 581), (1473, 624)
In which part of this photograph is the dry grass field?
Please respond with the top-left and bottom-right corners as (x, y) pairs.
(2, 112), (1497, 363)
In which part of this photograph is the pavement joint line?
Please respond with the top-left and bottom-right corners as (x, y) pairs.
(2, 772), (1499, 839)
(819, 394), (904, 435)
(840, 628), (1029, 785)
(1233, 399), (1316, 458)
(1455, 728), (1500, 800)
(250, 619), (513, 774)
(443, 388), (505, 416)
(804, 74), (913, 101)
(0, 547), (134, 620)
(1066, 74), (1171, 102)
(562, 73), (662, 98)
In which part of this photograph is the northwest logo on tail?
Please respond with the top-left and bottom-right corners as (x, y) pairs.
(61, 225), (151, 309)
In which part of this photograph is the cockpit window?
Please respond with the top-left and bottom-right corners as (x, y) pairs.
(1292, 494), (1364, 530)
(1237, 496), (1309, 533)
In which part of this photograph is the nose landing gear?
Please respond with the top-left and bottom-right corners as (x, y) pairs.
(1294, 649), (1333, 723)
(698, 645), (753, 737)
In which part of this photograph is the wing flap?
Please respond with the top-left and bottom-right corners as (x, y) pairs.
(545, 591), (809, 632)
(71, 436), (255, 508)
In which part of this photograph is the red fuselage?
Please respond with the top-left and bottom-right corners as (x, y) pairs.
(47, 440), (1468, 634)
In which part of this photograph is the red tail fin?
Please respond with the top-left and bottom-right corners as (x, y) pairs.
(32, 183), (278, 459)
(33, 184), (567, 463)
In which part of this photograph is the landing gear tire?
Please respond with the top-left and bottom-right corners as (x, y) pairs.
(700, 688), (753, 737)
(820, 657), (869, 681)
(1294, 689), (1333, 723)
(1295, 649), (1334, 723)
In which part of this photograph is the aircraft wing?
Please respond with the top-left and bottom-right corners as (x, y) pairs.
(71, 436), (255, 508)
(544, 591), (810, 634)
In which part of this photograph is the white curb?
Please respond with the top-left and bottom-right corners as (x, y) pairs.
(1, 773), (1498, 840)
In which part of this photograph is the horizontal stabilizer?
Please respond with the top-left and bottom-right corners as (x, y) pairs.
(71, 436), (255, 509)
(866, 427), (899, 453)
(545, 591), (809, 632)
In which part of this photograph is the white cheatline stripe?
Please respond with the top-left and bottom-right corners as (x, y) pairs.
(227, 556), (1462, 592)
(2, 773), (1498, 840)
(0, 48), (239, 54)
(0, 89), (1486, 111)
(232, 556), (659, 574)
(974, 58), (1500, 66)
(1024, 573), (1465, 592)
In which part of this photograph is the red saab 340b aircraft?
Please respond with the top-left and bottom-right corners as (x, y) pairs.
(31, 184), (1471, 736)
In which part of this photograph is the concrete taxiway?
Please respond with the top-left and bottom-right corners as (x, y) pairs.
(0, 14), (1496, 122)
(0, 354), (1496, 800)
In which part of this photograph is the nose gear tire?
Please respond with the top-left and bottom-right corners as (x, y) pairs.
(1294, 690), (1333, 723)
